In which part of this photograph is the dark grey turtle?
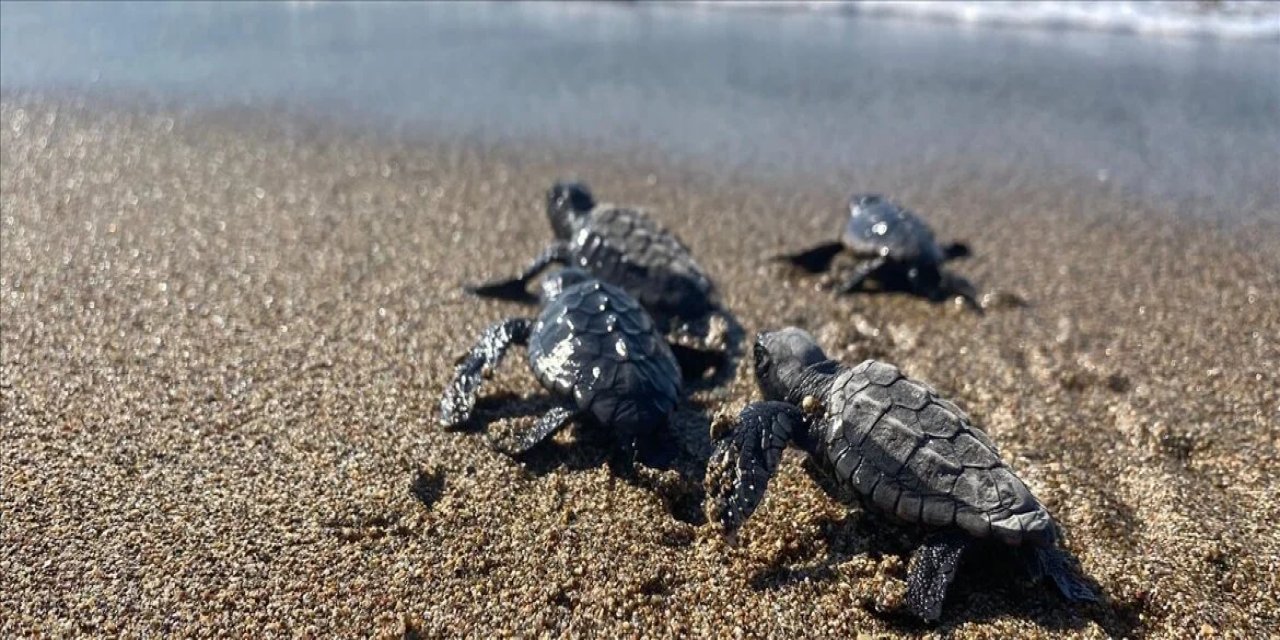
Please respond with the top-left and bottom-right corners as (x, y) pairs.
(704, 327), (1096, 622)
(467, 181), (738, 378)
(778, 194), (980, 310)
(440, 268), (682, 473)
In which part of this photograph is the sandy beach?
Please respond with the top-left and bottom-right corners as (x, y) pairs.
(2, 94), (1277, 637)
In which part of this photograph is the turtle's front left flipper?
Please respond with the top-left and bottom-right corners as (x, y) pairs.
(466, 242), (571, 302)
(905, 532), (970, 623)
(704, 401), (808, 536)
(774, 241), (845, 274)
(835, 256), (888, 294)
(439, 318), (532, 428)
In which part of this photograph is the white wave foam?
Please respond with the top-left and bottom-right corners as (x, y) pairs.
(687, 1), (1280, 41)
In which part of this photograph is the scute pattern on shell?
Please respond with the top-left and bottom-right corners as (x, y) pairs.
(528, 279), (681, 430)
(570, 207), (717, 321)
(819, 360), (1054, 546)
(842, 198), (946, 265)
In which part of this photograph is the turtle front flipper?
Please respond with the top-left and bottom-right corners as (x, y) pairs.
(466, 242), (571, 302)
(935, 271), (983, 314)
(774, 241), (845, 274)
(438, 318), (533, 428)
(835, 256), (888, 294)
(492, 402), (577, 456)
(942, 242), (972, 261)
(905, 532), (971, 623)
(704, 401), (807, 537)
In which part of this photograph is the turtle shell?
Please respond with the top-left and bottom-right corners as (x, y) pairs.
(816, 359), (1055, 547)
(528, 279), (681, 434)
(568, 207), (717, 326)
(841, 196), (946, 265)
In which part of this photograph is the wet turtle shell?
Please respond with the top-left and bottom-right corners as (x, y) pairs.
(569, 206), (718, 326)
(842, 195), (947, 265)
(529, 278), (681, 431)
(815, 359), (1053, 546)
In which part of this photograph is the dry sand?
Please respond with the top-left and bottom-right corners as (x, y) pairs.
(2, 96), (1278, 638)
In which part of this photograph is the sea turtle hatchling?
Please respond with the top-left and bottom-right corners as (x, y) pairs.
(440, 269), (683, 473)
(467, 180), (737, 374)
(704, 327), (1097, 622)
(777, 194), (980, 310)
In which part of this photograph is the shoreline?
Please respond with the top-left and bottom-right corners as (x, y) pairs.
(5, 2), (1279, 216)
(2, 96), (1277, 637)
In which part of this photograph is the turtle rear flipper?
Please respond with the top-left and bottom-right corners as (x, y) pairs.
(635, 427), (680, 470)
(491, 402), (577, 456)
(905, 532), (970, 623)
(1029, 545), (1099, 603)
(667, 311), (742, 386)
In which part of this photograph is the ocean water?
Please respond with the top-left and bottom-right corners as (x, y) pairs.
(2, 1), (1278, 214)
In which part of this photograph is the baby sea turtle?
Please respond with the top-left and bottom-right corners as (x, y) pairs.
(778, 194), (980, 310)
(440, 269), (682, 473)
(468, 181), (737, 372)
(704, 327), (1096, 622)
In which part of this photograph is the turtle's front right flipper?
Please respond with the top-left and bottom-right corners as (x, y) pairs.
(439, 318), (532, 428)
(704, 401), (807, 536)
(835, 256), (888, 294)
(773, 241), (845, 274)
(466, 242), (571, 302)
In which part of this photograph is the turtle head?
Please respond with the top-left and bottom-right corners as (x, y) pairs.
(546, 180), (596, 239)
(753, 327), (829, 402)
(540, 267), (593, 302)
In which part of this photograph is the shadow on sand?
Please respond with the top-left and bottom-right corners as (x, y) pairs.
(450, 392), (717, 526)
(747, 507), (1144, 636)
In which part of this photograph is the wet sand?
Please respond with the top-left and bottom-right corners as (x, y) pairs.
(2, 97), (1278, 638)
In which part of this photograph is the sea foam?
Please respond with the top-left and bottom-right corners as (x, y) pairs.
(688, 1), (1280, 41)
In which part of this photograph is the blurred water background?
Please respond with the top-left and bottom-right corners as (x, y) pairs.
(3, 1), (1278, 215)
